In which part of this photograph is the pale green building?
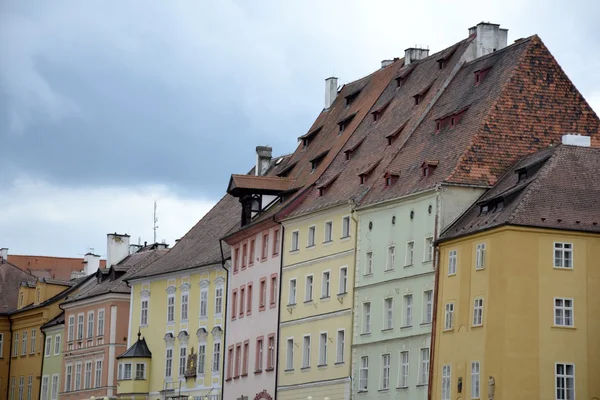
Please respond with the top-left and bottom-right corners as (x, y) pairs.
(40, 312), (63, 400)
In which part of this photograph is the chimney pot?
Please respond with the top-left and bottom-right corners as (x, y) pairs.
(324, 77), (338, 109)
(381, 59), (394, 68)
(256, 146), (273, 176)
(404, 47), (430, 65)
(0, 248), (7, 261)
(562, 134), (591, 147)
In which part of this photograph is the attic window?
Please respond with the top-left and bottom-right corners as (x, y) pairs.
(480, 204), (489, 214)
(451, 117), (455, 127)
(344, 137), (365, 160)
(299, 126), (322, 148)
(421, 160), (438, 177)
(434, 107), (469, 133)
(317, 173), (340, 197)
(518, 170), (527, 182)
(384, 172), (399, 187)
(438, 59), (446, 70)
(371, 100), (391, 122)
(310, 150), (329, 173)
(358, 160), (381, 184)
(474, 67), (492, 86)
(414, 94), (421, 105)
(338, 113), (356, 135)
(396, 77), (404, 88)
(386, 121), (408, 146)
(345, 90), (361, 107)
(435, 121), (441, 132)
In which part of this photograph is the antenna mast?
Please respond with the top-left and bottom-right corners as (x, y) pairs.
(153, 201), (159, 244)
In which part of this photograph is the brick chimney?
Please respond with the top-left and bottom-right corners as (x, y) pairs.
(324, 77), (338, 109)
(107, 233), (130, 268)
(256, 146), (273, 176)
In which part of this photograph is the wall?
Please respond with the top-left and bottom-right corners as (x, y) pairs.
(432, 226), (600, 400)
(41, 324), (63, 400)
(224, 224), (281, 400)
(0, 316), (10, 400)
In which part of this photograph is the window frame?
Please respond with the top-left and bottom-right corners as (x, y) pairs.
(419, 348), (430, 386)
(45, 335), (52, 357)
(307, 225), (316, 247)
(321, 270), (331, 298)
(140, 299), (149, 326)
(403, 294), (413, 327)
(554, 297), (574, 327)
(448, 250), (457, 276)
(554, 242), (573, 269)
(475, 243), (486, 270)
(290, 230), (300, 252)
(423, 290), (433, 324)
(381, 353), (391, 390)
(166, 295), (175, 324)
(471, 361), (480, 399)
(359, 356), (369, 392)
(302, 335), (311, 369)
(341, 215), (351, 238)
(324, 220), (333, 243)
(288, 278), (297, 305)
(399, 351), (409, 388)
(305, 274), (314, 302)
(424, 237), (434, 263)
(336, 329), (345, 364)
(444, 302), (455, 330)
(285, 338), (294, 371)
(442, 364), (451, 400)
(406, 241), (415, 266)
(555, 362), (575, 400)
(383, 297), (393, 330)
(386, 246), (396, 271)
(472, 297), (484, 327)
(339, 266), (348, 294)
(365, 252), (373, 275)
(97, 309), (105, 337)
(318, 332), (328, 366)
(362, 302), (371, 334)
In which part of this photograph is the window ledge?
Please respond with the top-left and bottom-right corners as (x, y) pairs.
(254, 369), (262, 374)
(301, 367), (310, 371)
(360, 332), (371, 336)
(378, 389), (390, 393)
(287, 303), (297, 307)
(551, 325), (576, 330)
(265, 367), (274, 372)
(358, 390), (368, 393)
(340, 236), (351, 242)
(404, 264), (413, 268)
(261, 257), (267, 262)
(416, 383), (428, 387)
(318, 364), (327, 368)
(475, 267), (485, 271)
(306, 245), (316, 249)
(233, 375), (239, 380)
(334, 361), (345, 365)
(443, 328), (454, 333)
(289, 250), (299, 254)
(381, 328), (393, 332)
(322, 240), (333, 244)
(337, 291), (348, 296)
(320, 296), (330, 300)
(225, 378), (232, 382)
(363, 273), (373, 277)
(241, 373), (248, 377)
(447, 273), (456, 277)
(553, 267), (573, 271)
(400, 325), (413, 329)
(384, 268), (395, 273)
(471, 324), (484, 329)
(422, 260), (432, 264)
(421, 322), (432, 326)
(303, 300), (313, 304)
(396, 386), (408, 390)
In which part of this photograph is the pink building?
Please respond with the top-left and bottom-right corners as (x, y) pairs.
(60, 234), (167, 400)
(222, 147), (289, 400)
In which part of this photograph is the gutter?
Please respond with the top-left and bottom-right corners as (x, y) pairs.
(219, 239), (229, 400)
(272, 224), (284, 400)
(428, 184), (441, 400)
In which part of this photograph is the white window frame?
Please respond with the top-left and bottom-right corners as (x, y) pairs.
(0, 333), (3, 358)
(406, 241), (414, 266)
(475, 243), (486, 270)
(140, 299), (149, 326)
(339, 266), (348, 294)
(321, 270), (330, 298)
(341, 215), (351, 238)
(94, 359), (102, 388)
(288, 278), (297, 305)
(77, 313), (84, 341)
(67, 316), (75, 342)
(318, 332), (328, 366)
(74, 362), (82, 390)
(180, 293), (189, 322)
(84, 361), (92, 389)
(30, 329), (36, 354)
(473, 298), (484, 326)
(365, 252), (373, 275)
(200, 288), (208, 318)
(386, 246), (396, 271)
(420, 348), (430, 385)
(381, 353), (391, 390)
(448, 250), (457, 276)
(179, 346), (187, 377)
(215, 285), (224, 316)
(363, 302), (371, 334)
(324, 220), (333, 243)
(403, 294), (413, 327)
(22, 331), (27, 355)
(336, 329), (345, 363)
(212, 341), (221, 372)
(165, 348), (173, 378)
(399, 351), (409, 388)
(45, 336), (52, 357)
(97, 309), (105, 337)
(424, 237), (433, 263)
(305, 274), (314, 302)
(50, 374), (58, 400)
(359, 356), (369, 391)
(291, 230), (299, 252)
(554, 242), (573, 269)
(307, 225), (316, 247)
(54, 334), (61, 355)
(87, 311), (94, 339)
(471, 361), (480, 399)
(65, 364), (72, 392)
(302, 335), (311, 369)
(444, 302), (454, 330)
(383, 297), (393, 330)
(13, 332), (18, 357)
(423, 290), (433, 324)
(197, 344), (206, 375)
(555, 362), (575, 400)
(41, 376), (49, 400)
(554, 298), (574, 327)
(167, 295), (175, 324)
(286, 338), (294, 370)
(135, 362), (146, 380)
(442, 364), (451, 400)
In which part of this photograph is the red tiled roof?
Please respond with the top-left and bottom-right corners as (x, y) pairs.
(8, 255), (107, 281)
(0, 259), (37, 313)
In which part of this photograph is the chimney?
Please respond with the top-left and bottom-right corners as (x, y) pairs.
(404, 47), (430, 65)
(468, 22), (508, 59)
(381, 59), (394, 69)
(562, 134), (591, 147)
(107, 233), (131, 268)
(83, 253), (100, 275)
(0, 248), (7, 261)
(324, 77), (338, 109)
(255, 146), (273, 176)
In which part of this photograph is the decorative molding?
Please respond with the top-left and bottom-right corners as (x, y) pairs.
(180, 282), (191, 292)
(178, 330), (189, 344)
(214, 276), (225, 286)
(211, 326), (223, 339)
(166, 285), (177, 295)
(199, 279), (210, 289)
(140, 289), (151, 299)
(164, 333), (175, 347)
(254, 390), (273, 400)
(196, 328), (208, 343)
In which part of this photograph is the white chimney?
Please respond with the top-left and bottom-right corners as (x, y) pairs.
(107, 233), (130, 268)
(381, 60), (394, 69)
(404, 47), (430, 65)
(562, 134), (591, 147)
(255, 146), (273, 176)
(83, 253), (101, 275)
(467, 22), (508, 60)
(0, 248), (7, 261)
(324, 77), (338, 109)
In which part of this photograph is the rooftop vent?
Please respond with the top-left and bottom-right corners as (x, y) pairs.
(562, 134), (591, 147)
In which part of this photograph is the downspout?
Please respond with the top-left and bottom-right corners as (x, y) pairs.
(272, 215), (284, 400)
(7, 314), (13, 397)
(39, 328), (47, 400)
(219, 239), (229, 400)
(428, 184), (442, 400)
(348, 199), (358, 400)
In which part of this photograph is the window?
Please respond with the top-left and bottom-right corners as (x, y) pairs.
(234, 247), (239, 273)
(339, 267), (347, 294)
(167, 296), (175, 323)
(239, 286), (245, 316)
(384, 298), (393, 330)
(41, 377), (49, 400)
(308, 226), (316, 247)
(95, 360), (102, 388)
(77, 315), (84, 340)
(424, 237), (433, 262)
(305, 275), (313, 301)
(555, 363), (575, 400)
(554, 243), (573, 269)
(215, 287), (223, 315)
(381, 354), (390, 390)
(212, 342), (221, 372)
(200, 289), (208, 318)
(321, 271), (330, 298)
(386, 246), (395, 271)
(342, 216), (350, 238)
(403, 294), (413, 327)
(302, 335), (311, 368)
(336, 330), (345, 363)
(359, 356), (369, 391)
(448, 250), (457, 275)
(97, 310), (104, 336)
(249, 239), (255, 265)
(165, 349), (173, 377)
(197, 345), (205, 374)
(259, 278), (267, 310)
(262, 233), (269, 259)
(242, 341), (249, 376)
(473, 298), (484, 326)
(273, 229), (280, 255)
(445, 303), (454, 330)
(30, 329), (36, 354)
(555, 298), (574, 327)
(123, 363), (132, 380)
(270, 275), (277, 306)
(318, 333), (328, 366)
(13, 333), (18, 357)
(291, 231), (299, 251)
(87, 312), (94, 338)
(45, 336), (52, 357)
(475, 243), (486, 270)
(65, 365), (72, 392)
(75, 363), (82, 390)
(471, 361), (480, 398)
(53, 335), (60, 355)
(179, 347), (187, 376)
(135, 363), (146, 380)
(420, 348), (430, 385)
(27, 376), (32, 400)
(324, 221), (333, 243)
(267, 335), (275, 370)
(18, 377), (23, 400)
(234, 344), (241, 377)
(227, 347), (233, 379)
(363, 302), (371, 333)
(288, 279), (297, 305)
(181, 293), (189, 321)
(424, 290), (433, 323)
(399, 351), (409, 388)
(50, 375), (58, 400)
(0, 333), (3, 358)
(406, 242), (414, 265)
(442, 365), (451, 400)
(84, 361), (92, 388)
(231, 290), (238, 320)
(286, 338), (294, 370)
(247, 282), (253, 314)
(241, 243), (247, 269)
(21, 331), (27, 356)
(365, 252), (373, 275)
(255, 338), (263, 371)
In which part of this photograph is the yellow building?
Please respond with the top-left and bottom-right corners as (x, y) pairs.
(7, 276), (93, 400)
(278, 204), (356, 400)
(431, 143), (600, 400)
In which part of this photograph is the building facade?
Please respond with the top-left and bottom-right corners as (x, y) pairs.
(40, 313), (64, 400)
(277, 204), (356, 400)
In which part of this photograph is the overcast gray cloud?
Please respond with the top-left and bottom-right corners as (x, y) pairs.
(1, 0), (599, 257)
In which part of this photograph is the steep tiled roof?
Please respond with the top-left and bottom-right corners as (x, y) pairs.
(8, 255), (106, 280)
(439, 144), (600, 240)
(41, 311), (65, 330)
(0, 259), (37, 314)
(117, 332), (152, 359)
(227, 175), (296, 195)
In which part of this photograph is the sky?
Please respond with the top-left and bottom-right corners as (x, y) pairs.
(1, 0), (599, 258)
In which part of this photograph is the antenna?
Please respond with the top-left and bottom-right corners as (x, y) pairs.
(153, 201), (159, 244)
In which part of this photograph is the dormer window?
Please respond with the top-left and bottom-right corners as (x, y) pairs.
(421, 160), (438, 178)
(518, 170), (527, 182)
(438, 59), (446, 70)
(481, 204), (489, 214)
(338, 113), (356, 135)
(345, 90), (361, 107)
(474, 66), (492, 86)
(451, 117), (455, 127)
(372, 100), (391, 122)
(310, 150), (329, 173)
(384, 172), (399, 187)
(317, 173), (340, 197)
(413, 83), (432, 106)
(434, 107), (469, 133)
(386, 121), (408, 146)
(395, 64), (415, 88)
(396, 77), (404, 88)
(344, 137), (365, 160)
(414, 94), (421, 105)
(358, 160), (381, 185)
(435, 121), (441, 132)
(299, 126), (322, 149)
